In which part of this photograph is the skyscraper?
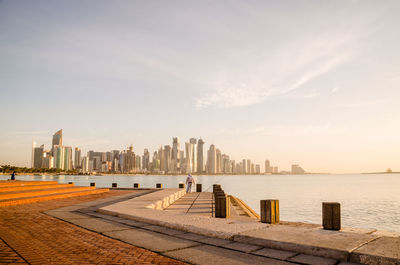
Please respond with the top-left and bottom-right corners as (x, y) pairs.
(63, 146), (73, 171)
(33, 144), (44, 168)
(189, 138), (197, 172)
(31, 141), (36, 168)
(52, 129), (63, 155)
(197, 138), (204, 173)
(53, 145), (64, 169)
(185, 142), (193, 173)
(207, 144), (216, 174)
(172, 137), (180, 172)
(265, 160), (271, 173)
(74, 147), (81, 169)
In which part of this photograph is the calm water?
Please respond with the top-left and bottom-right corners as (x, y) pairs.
(2, 173), (399, 232)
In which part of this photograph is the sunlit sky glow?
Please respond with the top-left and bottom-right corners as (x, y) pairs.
(1, 1), (400, 173)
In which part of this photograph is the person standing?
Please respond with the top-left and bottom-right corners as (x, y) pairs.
(10, 171), (16, 180)
(185, 174), (194, 193)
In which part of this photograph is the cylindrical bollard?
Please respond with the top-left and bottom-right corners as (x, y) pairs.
(156, 183), (162, 188)
(179, 183), (185, 189)
(196, 183), (202, 192)
(112, 183), (117, 188)
(260, 200), (280, 224)
(323, 202), (341, 230)
(90, 182), (95, 187)
(134, 183), (140, 189)
(68, 182), (74, 184)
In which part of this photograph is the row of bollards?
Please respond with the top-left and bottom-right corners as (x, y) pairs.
(85, 182), (203, 191)
(213, 184), (230, 218)
(212, 183), (341, 230)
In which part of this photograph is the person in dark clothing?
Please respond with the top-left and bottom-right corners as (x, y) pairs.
(10, 171), (15, 180)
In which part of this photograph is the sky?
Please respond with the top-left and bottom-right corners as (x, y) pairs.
(0, 0), (400, 173)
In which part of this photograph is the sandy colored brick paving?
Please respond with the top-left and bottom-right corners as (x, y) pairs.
(0, 190), (187, 265)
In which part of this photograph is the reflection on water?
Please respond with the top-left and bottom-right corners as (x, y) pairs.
(1, 173), (399, 232)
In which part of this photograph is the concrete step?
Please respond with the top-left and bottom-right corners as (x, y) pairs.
(0, 186), (97, 200)
(0, 183), (74, 192)
(0, 188), (109, 207)
(0, 181), (58, 187)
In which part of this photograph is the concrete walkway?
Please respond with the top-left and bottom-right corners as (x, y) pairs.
(93, 189), (400, 265)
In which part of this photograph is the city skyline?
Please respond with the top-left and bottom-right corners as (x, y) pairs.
(1, 1), (400, 173)
(30, 129), (284, 174)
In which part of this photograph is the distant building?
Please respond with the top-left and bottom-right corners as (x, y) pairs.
(74, 148), (81, 169)
(207, 144), (217, 174)
(63, 147), (73, 171)
(52, 129), (63, 155)
(172, 137), (180, 172)
(33, 144), (44, 168)
(291, 164), (305, 174)
(255, 164), (261, 174)
(265, 160), (272, 173)
(197, 138), (204, 173)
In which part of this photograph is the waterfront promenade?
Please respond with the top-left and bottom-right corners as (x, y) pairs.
(1, 181), (399, 264)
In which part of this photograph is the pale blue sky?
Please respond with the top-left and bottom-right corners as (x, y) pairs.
(1, 1), (400, 173)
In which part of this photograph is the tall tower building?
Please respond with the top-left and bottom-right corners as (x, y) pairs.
(63, 146), (73, 171)
(189, 138), (197, 172)
(242, 159), (247, 174)
(172, 137), (180, 172)
(162, 145), (172, 173)
(74, 148), (81, 169)
(265, 160), (271, 173)
(33, 144), (44, 168)
(31, 141), (36, 168)
(216, 149), (221, 173)
(185, 142), (193, 173)
(197, 138), (204, 173)
(52, 129), (63, 155)
(53, 146), (64, 169)
(207, 144), (216, 174)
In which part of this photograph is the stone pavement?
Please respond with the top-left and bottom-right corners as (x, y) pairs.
(97, 190), (400, 265)
(0, 189), (187, 265)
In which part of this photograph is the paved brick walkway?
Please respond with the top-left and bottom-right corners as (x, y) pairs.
(0, 190), (187, 265)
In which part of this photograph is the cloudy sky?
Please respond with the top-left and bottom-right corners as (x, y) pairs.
(1, 0), (399, 173)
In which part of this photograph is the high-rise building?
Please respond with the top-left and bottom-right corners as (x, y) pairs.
(162, 145), (172, 173)
(74, 147), (81, 169)
(189, 138), (197, 172)
(82, 156), (89, 173)
(207, 144), (216, 174)
(197, 138), (204, 173)
(33, 144), (44, 168)
(265, 160), (272, 173)
(247, 160), (251, 174)
(142, 149), (150, 171)
(242, 159), (247, 174)
(256, 164), (261, 174)
(52, 129), (63, 155)
(185, 142), (193, 173)
(53, 145), (64, 169)
(63, 146), (73, 171)
(216, 149), (221, 173)
(31, 141), (36, 168)
(172, 138), (180, 173)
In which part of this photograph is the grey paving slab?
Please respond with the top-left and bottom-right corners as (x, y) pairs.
(46, 210), (92, 221)
(223, 242), (263, 253)
(103, 228), (201, 252)
(69, 217), (131, 233)
(164, 244), (295, 265)
(175, 233), (208, 241)
(116, 218), (152, 228)
(350, 236), (400, 265)
(288, 254), (337, 265)
(48, 205), (86, 212)
(143, 225), (186, 236)
(235, 225), (380, 260)
(252, 248), (297, 260)
(196, 236), (233, 246)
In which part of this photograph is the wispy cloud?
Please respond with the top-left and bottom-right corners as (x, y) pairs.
(196, 33), (359, 109)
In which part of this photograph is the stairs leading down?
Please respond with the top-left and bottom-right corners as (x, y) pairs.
(0, 180), (109, 207)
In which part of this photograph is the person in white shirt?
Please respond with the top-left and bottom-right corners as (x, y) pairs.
(185, 174), (195, 193)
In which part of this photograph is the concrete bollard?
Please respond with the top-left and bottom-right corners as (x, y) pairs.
(179, 183), (185, 189)
(260, 200), (280, 224)
(112, 183), (117, 188)
(68, 182), (74, 185)
(196, 183), (202, 192)
(134, 183), (140, 189)
(90, 182), (95, 187)
(156, 183), (162, 188)
(323, 202), (341, 230)
(215, 194), (230, 218)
